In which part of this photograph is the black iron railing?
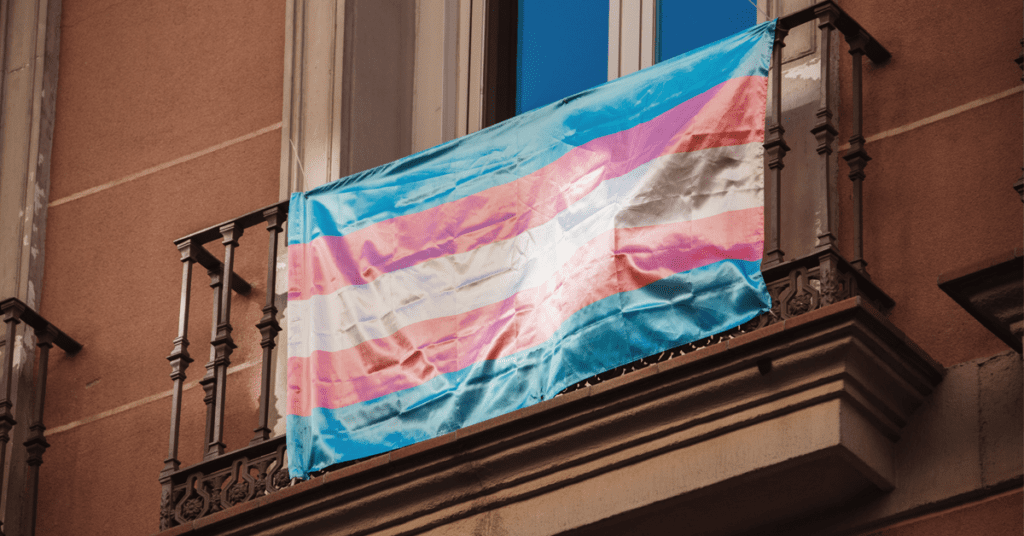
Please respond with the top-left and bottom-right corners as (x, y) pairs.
(158, 203), (290, 529)
(157, 1), (894, 529)
(571, 2), (895, 391)
(0, 298), (81, 536)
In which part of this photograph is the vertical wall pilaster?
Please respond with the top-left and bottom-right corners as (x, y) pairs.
(0, 0), (62, 533)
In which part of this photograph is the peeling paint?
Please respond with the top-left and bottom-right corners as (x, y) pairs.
(34, 183), (45, 211)
(12, 335), (26, 367)
(785, 58), (820, 80)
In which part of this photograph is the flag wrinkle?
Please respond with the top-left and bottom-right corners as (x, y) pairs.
(289, 73), (756, 246)
(287, 210), (764, 415)
(287, 20), (776, 478)
(290, 138), (766, 301)
(290, 204), (763, 358)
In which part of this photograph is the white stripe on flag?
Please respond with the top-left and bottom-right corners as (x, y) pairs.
(288, 142), (764, 358)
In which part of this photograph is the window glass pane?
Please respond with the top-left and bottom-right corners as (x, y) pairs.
(517, 0), (609, 115)
(657, 0), (757, 62)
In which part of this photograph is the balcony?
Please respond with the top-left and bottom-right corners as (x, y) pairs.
(155, 3), (950, 534)
(0, 299), (81, 536)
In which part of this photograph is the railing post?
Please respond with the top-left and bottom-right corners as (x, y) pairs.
(160, 241), (195, 529)
(812, 3), (840, 251)
(23, 326), (55, 536)
(207, 223), (242, 459)
(200, 269), (223, 461)
(844, 30), (871, 274)
(763, 25), (790, 269)
(163, 241), (195, 474)
(0, 301), (21, 534)
(0, 300), (80, 534)
(251, 208), (285, 445)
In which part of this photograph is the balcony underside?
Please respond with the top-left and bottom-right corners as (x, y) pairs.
(939, 249), (1024, 354)
(161, 297), (942, 536)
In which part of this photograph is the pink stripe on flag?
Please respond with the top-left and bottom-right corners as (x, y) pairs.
(288, 206), (764, 417)
(288, 75), (767, 301)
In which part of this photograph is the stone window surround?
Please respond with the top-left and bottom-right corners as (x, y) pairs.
(278, 0), (675, 198)
(268, 0), (826, 443)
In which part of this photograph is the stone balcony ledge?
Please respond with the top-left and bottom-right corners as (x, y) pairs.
(158, 297), (945, 536)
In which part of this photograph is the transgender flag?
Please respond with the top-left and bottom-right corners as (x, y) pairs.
(286, 21), (775, 479)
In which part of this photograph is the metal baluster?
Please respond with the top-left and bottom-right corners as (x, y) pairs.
(0, 300), (22, 533)
(208, 224), (242, 458)
(200, 268), (222, 460)
(162, 241), (195, 475)
(160, 242), (196, 529)
(24, 326), (55, 536)
(252, 208), (285, 444)
(763, 25), (789, 268)
(844, 31), (871, 274)
(812, 4), (840, 251)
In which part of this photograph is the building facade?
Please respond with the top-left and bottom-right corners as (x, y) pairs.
(0, 0), (1019, 534)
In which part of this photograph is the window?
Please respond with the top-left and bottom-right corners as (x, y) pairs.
(515, 0), (609, 115)
(493, 0), (760, 123)
(656, 0), (757, 61)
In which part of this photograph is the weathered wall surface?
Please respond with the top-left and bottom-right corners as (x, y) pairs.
(837, 0), (1023, 366)
(37, 1), (285, 534)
